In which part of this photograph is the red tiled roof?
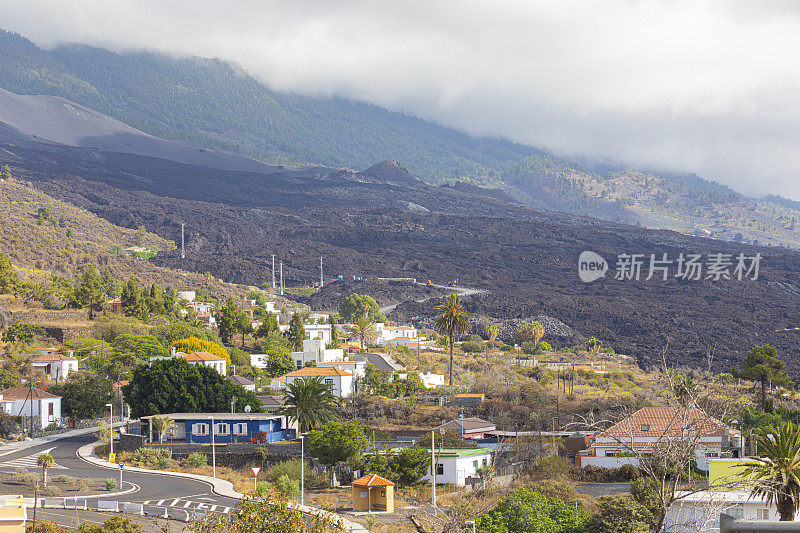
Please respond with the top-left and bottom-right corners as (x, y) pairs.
(34, 352), (76, 362)
(185, 351), (224, 362)
(286, 367), (352, 377)
(0, 387), (59, 400)
(352, 474), (394, 487)
(602, 406), (738, 439)
(454, 394), (484, 398)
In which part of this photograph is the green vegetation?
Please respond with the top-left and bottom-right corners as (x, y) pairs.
(434, 292), (473, 388)
(122, 358), (261, 418)
(478, 487), (584, 533)
(339, 293), (385, 323)
(740, 423), (800, 521)
(307, 420), (370, 466)
(736, 344), (794, 412)
(278, 377), (338, 433)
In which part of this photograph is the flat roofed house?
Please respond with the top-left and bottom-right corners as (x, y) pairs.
(0, 387), (61, 429)
(576, 406), (742, 470)
(284, 366), (353, 397)
(141, 412), (296, 444)
(352, 474), (394, 513)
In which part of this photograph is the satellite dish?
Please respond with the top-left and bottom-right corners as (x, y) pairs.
(244, 405), (252, 413)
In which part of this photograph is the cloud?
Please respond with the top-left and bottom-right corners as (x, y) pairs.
(2, 0), (800, 197)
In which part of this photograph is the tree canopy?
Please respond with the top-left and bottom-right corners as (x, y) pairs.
(307, 419), (370, 466)
(339, 293), (385, 323)
(737, 344), (794, 412)
(172, 336), (230, 364)
(122, 357), (261, 418)
(50, 372), (114, 420)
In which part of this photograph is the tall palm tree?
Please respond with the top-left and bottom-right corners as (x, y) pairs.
(37, 453), (54, 487)
(486, 324), (500, 345)
(278, 377), (338, 434)
(349, 316), (376, 350)
(152, 415), (175, 444)
(740, 423), (800, 521)
(434, 293), (472, 388)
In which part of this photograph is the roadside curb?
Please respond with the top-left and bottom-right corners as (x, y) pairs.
(21, 481), (139, 507)
(77, 441), (368, 532)
(0, 423), (123, 458)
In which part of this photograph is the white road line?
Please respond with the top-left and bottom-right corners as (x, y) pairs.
(142, 500), (150, 505)
(209, 505), (217, 512)
(156, 499), (165, 506)
(223, 507), (230, 514)
(169, 498), (180, 507)
(183, 500), (192, 508)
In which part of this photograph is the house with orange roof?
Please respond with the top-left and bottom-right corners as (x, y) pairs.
(283, 366), (354, 397)
(375, 324), (418, 346)
(352, 474), (394, 512)
(576, 406), (742, 470)
(151, 347), (227, 376)
(32, 350), (78, 381)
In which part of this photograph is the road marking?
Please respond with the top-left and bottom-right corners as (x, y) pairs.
(156, 499), (165, 505)
(170, 498), (180, 507)
(223, 507), (230, 514)
(183, 500), (192, 508)
(0, 448), (66, 470)
(209, 505), (217, 512)
(142, 500), (150, 505)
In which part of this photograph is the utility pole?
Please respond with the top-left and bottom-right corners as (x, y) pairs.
(271, 255), (276, 289)
(180, 223), (185, 259)
(431, 430), (436, 507)
(319, 257), (323, 288)
(279, 261), (284, 296)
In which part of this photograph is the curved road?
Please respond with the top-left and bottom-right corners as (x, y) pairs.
(0, 435), (239, 526)
(379, 282), (487, 315)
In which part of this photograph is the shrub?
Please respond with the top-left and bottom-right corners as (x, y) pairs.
(275, 474), (300, 499)
(461, 340), (486, 353)
(184, 452), (207, 467)
(104, 478), (118, 491)
(55, 475), (75, 483)
(127, 447), (172, 468)
(255, 481), (272, 494)
(11, 472), (37, 484)
(157, 457), (172, 469)
(526, 456), (572, 481)
(266, 459), (327, 489)
(572, 464), (641, 483)
(41, 486), (63, 497)
(27, 521), (67, 533)
(521, 341), (538, 354)
(14, 467), (28, 475)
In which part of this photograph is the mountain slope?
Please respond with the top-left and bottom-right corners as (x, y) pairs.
(0, 29), (537, 180)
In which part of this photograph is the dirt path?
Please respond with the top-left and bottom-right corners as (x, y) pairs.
(379, 282), (487, 314)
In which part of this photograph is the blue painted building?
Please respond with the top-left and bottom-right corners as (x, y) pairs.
(142, 413), (296, 444)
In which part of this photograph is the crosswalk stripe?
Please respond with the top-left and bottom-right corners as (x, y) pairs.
(169, 498), (179, 507)
(156, 500), (165, 506)
(0, 449), (65, 470)
(183, 501), (192, 508)
(209, 505), (217, 512)
(223, 507), (230, 514)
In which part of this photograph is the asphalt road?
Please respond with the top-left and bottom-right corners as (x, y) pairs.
(0, 435), (240, 528)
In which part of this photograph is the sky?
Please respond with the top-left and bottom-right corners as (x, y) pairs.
(2, 1), (800, 198)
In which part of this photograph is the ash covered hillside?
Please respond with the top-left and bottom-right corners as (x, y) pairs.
(1, 100), (800, 377)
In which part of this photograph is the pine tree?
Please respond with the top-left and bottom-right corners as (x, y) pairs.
(286, 313), (307, 351)
(0, 253), (19, 295)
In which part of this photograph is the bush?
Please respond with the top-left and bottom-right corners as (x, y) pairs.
(275, 474), (300, 499)
(127, 447), (172, 468)
(521, 342), (538, 354)
(184, 452), (207, 467)
(12, 472), (37, 484)
(41, 486), (63, 496)
(104, 478), (118, 491)
(461, 340), (486, 353)
(157, 457), (172, 469)
(14, 467), (28, 475)
(572, 464), (641, 483)
(255, 481), (272, 494)
(55, 475), (75, 483)
(27, 521), (67, 533)
(526, 456), (572, 481)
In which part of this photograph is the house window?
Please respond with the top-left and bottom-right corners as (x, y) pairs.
(757, 508), (769, 520)
(360, 491), (367, 498)
(193, 423), (209, 436)
(705, 451), (719, 458)
(324, 379), (334, 391)
(48, 403), (54, 417)
(482, 458), (488, 466)
(436, 464), (444, 475)
(296, 361), (303, 369)
(233, 423), (248, 436)
(640, 424), (650, 432)
(214, 423), (229, 435)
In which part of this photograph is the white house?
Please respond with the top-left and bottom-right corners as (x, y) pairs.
(187, 301), (215, 316)
(291, 339), (344, 369)
(304, 323), (334, 345)
(576, 406), (742, 470)
(33, 351), (78, 382)
(421, 447), (493, 486)
(664, 491), (789, 532)
(318, 360), (368, 380)
(374, 325), (418, 346)
(283, 367), (354, 397)
(419, 372), (447, 389)
(0, 387), (61, 429)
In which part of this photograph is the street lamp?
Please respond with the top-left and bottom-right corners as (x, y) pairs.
(299, 435), (305, 506)
(105, 403), (114, 456)
(551, 417), (558, 456)
(117, 371), (129, 421)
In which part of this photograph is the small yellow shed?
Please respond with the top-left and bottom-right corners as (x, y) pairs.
(0, 497), (26, 533)
(352, 474), (395, 513)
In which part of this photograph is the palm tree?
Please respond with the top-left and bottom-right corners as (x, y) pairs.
(278, 377), (338, 433)
(530, 321), (545, 346)
(152, 415), (175, 444)
(434, 293), (472, 388)
(586, 337), (602, 356)
(486, 325), (499, 345)
(740, 423), (800, 521)
(37, 453), (54, 487)
(349, 316), (376, 350)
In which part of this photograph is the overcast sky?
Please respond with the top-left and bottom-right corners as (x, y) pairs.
(2, 1), (800, 198)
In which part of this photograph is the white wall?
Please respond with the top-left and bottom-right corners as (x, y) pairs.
(422, 453), (492, 485)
